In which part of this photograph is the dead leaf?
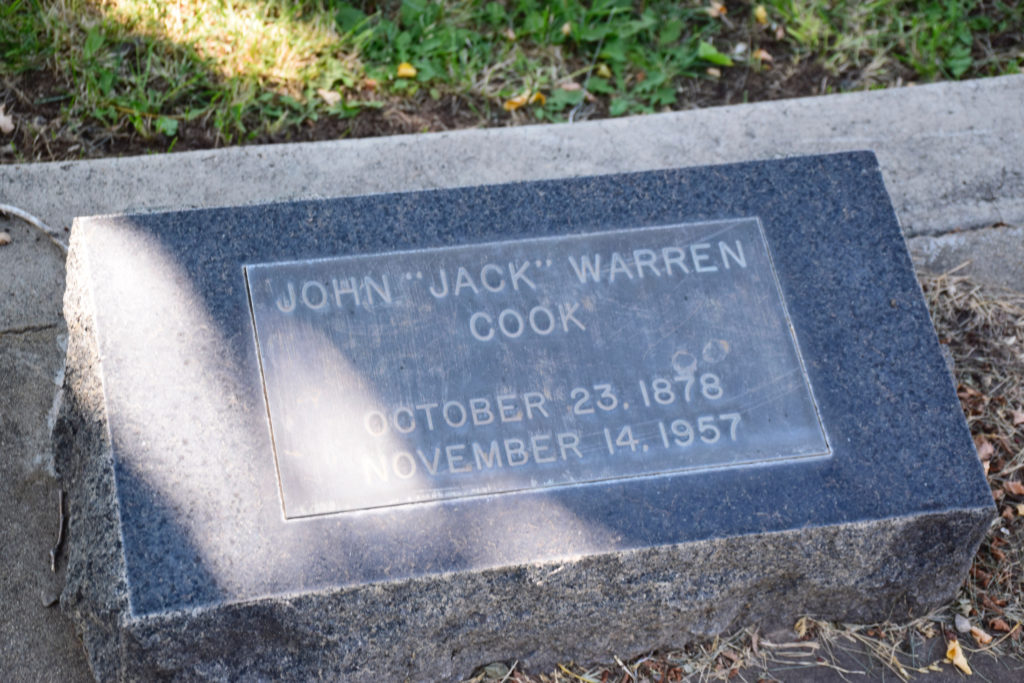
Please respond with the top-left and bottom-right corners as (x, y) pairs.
(0, 105), (13, 134)
(970, 566), (991, 588)
(753, 48), (773, 62)
(504, 91), (546, 111)
(560, 22), (571, 36)
(558, 82), (581, 91)
(1016, 503), (1024, 516)
(974, 436), (994, 460)
(981, 594), (1005, 613)
(775, 25), (786, 40)
(396, 62), (417, 79)
(990, 618), (1011, 632)
(706, 2), (727, 18)
(362, 78), (378, 90)
(754, 5), (768, 24)
(595, 63), (612, 79)
(945, 638), (972, 675)
(970, 626), (993, 645)
(706, 67), (722, 78)
(503, 92), (529, 111)
(502, 28), (516, 41)
(0, 231), (11, 246)
(1013, 409), (1024, 426)
(316, 88), (342, 106)
(1004, 480), (1024, 496)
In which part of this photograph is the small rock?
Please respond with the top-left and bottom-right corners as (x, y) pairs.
(954, 613), (971, 633)
(0, 104), (13, 134)
(40, 588), (60, 608)
(479, 662), (510, 679)
(0, 231), (11, 246)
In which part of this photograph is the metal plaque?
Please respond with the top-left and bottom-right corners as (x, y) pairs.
(245, 218), (830, 518)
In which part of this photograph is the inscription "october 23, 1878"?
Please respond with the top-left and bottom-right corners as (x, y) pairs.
(245, 218), (830, 518)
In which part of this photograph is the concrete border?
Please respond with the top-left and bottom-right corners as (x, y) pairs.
(2, 74), (1022, 249)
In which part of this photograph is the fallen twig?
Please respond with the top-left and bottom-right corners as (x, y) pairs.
(0, 203), (67, 254)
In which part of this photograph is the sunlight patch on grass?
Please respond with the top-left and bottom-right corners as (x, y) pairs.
(92, 0), (358, 94)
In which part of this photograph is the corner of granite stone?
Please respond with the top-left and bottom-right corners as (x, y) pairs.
(53, 227), (132, 682)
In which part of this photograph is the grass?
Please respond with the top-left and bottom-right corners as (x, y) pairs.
(1, 1), (1022, 159)
(767, 0), (1024, 82)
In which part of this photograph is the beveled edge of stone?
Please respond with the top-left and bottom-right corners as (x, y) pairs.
(113, 507), (990, 681)
(54, 219), (131, 681)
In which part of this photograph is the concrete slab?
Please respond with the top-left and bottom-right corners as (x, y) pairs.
(0, 75), (1022, 241)
(909, 224), (1024, 294)
(0, 217), (65, 331)
(0, 326), (91, 681)
(0, 75), (1022, 680)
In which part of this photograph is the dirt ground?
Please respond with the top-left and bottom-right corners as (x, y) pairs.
(1, 42), (899, 164)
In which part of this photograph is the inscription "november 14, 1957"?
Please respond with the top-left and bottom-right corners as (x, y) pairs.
(245, 218), (830, 518)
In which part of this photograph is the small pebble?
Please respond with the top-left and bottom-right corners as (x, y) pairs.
(480, 662), (510, 678)
(40, 588), (60, 608)
(954, 613), (971, 633)
(0, 230), (11, 246)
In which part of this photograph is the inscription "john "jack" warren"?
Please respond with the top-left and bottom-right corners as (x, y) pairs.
(265, 239), (748, 344)
(245, 218), (830, 519)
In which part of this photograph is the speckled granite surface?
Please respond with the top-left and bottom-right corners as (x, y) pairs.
(56, 151), (993, 680)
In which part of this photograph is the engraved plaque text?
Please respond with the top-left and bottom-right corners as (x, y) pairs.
(245, 218), (830, 518)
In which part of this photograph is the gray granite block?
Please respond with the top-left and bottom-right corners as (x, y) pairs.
(56, 151), (993, 681)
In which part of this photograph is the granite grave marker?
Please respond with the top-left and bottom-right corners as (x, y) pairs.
(57, 152), (993, 680)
